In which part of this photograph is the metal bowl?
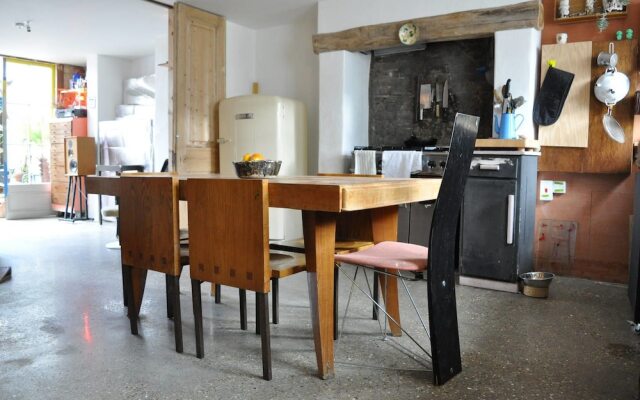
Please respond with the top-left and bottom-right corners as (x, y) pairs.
(233, 160), (282, 178)
(519, 272), (555, 288)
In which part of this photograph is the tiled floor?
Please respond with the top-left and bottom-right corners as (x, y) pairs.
(0, 217), (638, 399)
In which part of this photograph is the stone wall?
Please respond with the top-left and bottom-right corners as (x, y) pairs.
(368, 38), (494, 147)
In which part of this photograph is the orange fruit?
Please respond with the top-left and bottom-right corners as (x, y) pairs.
(250, 153), (264, 161)
(242, 153), (252, 161)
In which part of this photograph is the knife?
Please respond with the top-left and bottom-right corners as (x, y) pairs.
(442, 79), (449, 109)
(435, 82), (442, 118)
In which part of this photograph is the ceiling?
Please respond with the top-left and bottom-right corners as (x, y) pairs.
(0, 0), (319, 66)
(165, 0), (318, 29)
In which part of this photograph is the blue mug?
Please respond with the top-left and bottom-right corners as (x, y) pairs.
(494, 113), (524, 139)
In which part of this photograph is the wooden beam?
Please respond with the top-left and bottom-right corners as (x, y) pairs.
(312, 0), (544, 54)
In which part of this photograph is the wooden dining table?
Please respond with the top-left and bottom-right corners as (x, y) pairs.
(86, 174), (454, 382)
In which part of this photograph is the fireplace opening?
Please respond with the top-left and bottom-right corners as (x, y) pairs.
(368, 37), (494, 147)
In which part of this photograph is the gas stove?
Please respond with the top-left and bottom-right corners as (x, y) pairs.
(352, 146), (449, 177)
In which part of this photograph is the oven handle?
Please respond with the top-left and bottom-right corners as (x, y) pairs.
(506, 194), (515, 245)
(479, 163), (500, 171)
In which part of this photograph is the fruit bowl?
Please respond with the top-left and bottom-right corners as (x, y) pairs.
(233, 160), (282, 178)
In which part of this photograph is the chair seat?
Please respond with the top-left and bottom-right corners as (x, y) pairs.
(179, 229), (189, 241)
(334, 241), (428, 272)
(179, 246), (189, 266)
(270, 239), (374, 255)
(101, 206), (119, 218)
(269, 250), (306, 279)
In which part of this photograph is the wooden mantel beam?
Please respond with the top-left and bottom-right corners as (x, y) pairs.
(312, 0), (544, 54)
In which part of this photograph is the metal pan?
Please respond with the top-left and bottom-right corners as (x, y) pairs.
(603, 107), (625, 144)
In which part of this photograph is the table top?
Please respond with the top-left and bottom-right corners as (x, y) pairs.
(86, 174), (442, 212)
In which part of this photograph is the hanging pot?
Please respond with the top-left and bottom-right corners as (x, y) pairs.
(594, 67), (630, 106)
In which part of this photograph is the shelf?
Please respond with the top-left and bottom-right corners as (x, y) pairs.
(553, 0), (627, 24)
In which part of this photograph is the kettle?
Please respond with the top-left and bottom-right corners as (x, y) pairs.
(594, 67), (630, 106)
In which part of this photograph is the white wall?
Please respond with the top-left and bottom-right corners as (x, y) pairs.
(317, 0), (541, 171)
(317, 51), (369, 173)
(494, 28), (540, 139)
(154, 36), (169, 170)
(226, 21), (257, 97)
(86, 54), (130, 138)
(254, 6), (319, 173)
(86, 54), (99, 139)
(85, 54), (130, 219)
(128, 54), (155, 78)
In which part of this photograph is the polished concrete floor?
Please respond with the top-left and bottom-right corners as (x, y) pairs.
(0, 217), (638, 399)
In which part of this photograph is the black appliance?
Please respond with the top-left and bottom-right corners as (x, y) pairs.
(459, 153), (537, 291)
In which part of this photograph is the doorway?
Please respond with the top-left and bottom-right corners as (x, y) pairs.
(1, 57), (55, 218)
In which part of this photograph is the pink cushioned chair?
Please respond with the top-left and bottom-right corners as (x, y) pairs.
(334, 113), (479, 385)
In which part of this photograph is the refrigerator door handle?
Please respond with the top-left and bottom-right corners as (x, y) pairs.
(506, 194), (515, 245)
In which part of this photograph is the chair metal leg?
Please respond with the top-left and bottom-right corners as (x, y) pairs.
(239, 289), (247, 330)
(123, 265), (138, 335)
(271, 278), (279, 324)
(334, 265), (339, 340)
(165, 275), (174, 319)
(373, 270), (379, 320)
(121, 264), (128, 307)
(169, 275), (183, 353)
(214, 284), (221, 304)
(255, 292), (260, 335)
(191, 279), (204, 359)
(257, 292), (272, 381)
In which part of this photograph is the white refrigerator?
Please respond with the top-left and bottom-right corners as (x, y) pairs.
(219, 95), (308, 240)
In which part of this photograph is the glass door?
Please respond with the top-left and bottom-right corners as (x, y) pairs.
(4, 58), (55, 186)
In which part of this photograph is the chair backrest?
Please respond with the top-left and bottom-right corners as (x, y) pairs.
(119, 174), (181, 276)
(426, 113), (478, 383)
(187, 178), (271, 293)
(160, 159), (169, 173)
(428, 113), (479, 263)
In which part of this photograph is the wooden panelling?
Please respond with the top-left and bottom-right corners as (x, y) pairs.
(552, 0), (627, 23)
(172, 3), (225, 174)
(539, 40), (638, 173)
(584, 40), (637, 173)
(539, 41), (592, 147)
(312, 0), (544, 54)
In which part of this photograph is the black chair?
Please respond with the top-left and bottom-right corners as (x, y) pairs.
(334, 113), (479, 384)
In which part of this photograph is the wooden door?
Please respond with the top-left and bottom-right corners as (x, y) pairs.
(171, 2), (225, 173)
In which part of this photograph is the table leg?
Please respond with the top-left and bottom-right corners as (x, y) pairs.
(371, 206), (402, 337)
(302, 210), (336, 380)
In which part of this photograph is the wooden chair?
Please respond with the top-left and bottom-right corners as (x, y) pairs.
(333, 113), (479, 377)
(118, 174), (186, 353)
(187, 178), (306, 381)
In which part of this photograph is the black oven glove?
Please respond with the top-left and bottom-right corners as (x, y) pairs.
(533, 66), (575, 126)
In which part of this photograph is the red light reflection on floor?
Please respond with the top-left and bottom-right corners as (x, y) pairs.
(83, 312), (93, 344)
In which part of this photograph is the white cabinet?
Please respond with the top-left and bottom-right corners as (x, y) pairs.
(219, 95), (308, 240)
